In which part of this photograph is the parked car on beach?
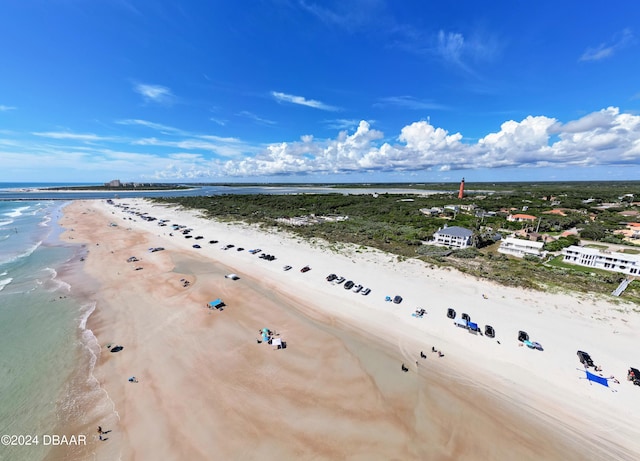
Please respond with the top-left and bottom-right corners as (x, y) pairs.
(344, 281), (355, 290)
(326, 274), (337, 282)
(361, 288), (371, 296)
(301, 266), (311, 273)
(335, 276), (345, 284)
(352, 284), (363, 293)
(283, 265), (292, 271)
(393, 295), (403, 304)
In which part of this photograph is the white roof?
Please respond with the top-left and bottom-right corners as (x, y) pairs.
(502, 236), (544, 249)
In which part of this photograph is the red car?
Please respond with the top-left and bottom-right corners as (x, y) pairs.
(301, 266), (311, 273)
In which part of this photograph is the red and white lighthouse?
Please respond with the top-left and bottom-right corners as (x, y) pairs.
(457, 178), (465, 199)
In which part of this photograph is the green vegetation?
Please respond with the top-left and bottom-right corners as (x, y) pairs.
(152, 180), (640, 302)
(543, 235), (579, 252)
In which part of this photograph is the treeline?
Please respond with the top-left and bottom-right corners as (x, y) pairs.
(154, 193), (447, 254)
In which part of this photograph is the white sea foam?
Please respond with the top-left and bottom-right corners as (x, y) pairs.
(0, 240), (42, 265)
(4, 206), (31, 218)
(78, 301), (96, 331)
(0, 219), (14, 227)
(39, 215), (52, 227)
(78, 302), (101, 385)
(0, 277), (12, 292)
(29, 204), (45, 216)
(43, 267), (72, 293)
(77, 302), (122, 421)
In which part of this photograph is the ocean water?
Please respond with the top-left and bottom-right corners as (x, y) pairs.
(0, 201), (97, 461)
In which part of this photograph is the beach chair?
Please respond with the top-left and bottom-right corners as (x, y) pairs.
(485, 325), (495, 338)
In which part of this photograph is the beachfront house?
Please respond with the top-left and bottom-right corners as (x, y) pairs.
(561, 245), (640, 275)
(498, 237), (547, 259)
(507, 213), (537, 223)
(420, 207), (443, 216)
(432, 226), (473, 249)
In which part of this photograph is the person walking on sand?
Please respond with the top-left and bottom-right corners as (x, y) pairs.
(98, 426), (103, 441)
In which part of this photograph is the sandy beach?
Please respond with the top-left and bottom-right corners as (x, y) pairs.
(57, 198), (640, 461)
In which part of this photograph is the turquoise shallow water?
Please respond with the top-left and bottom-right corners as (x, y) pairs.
(0, 201), (95, 461)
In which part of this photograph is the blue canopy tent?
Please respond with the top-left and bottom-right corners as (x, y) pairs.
(583, 370), (609, 387)
(467, 321), (479, 332)
(208, 298), (225, 309)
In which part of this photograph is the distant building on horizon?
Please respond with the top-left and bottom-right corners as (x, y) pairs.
(105, 179), (122, 187)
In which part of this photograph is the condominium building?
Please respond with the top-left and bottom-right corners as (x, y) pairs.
(561, 245), (640, 275)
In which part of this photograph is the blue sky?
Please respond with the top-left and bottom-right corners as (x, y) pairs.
(1, 0), (639, 183)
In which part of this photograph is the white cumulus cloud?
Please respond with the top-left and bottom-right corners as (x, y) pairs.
(271, 91), (339, 111)
(134, 83), (174, 104)
(202, 107), (640, 177)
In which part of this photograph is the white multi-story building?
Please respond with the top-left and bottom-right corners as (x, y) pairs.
(432, 226), (473, 249)
(498, 237), (546, 258)
(561, 245), (640, 275)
